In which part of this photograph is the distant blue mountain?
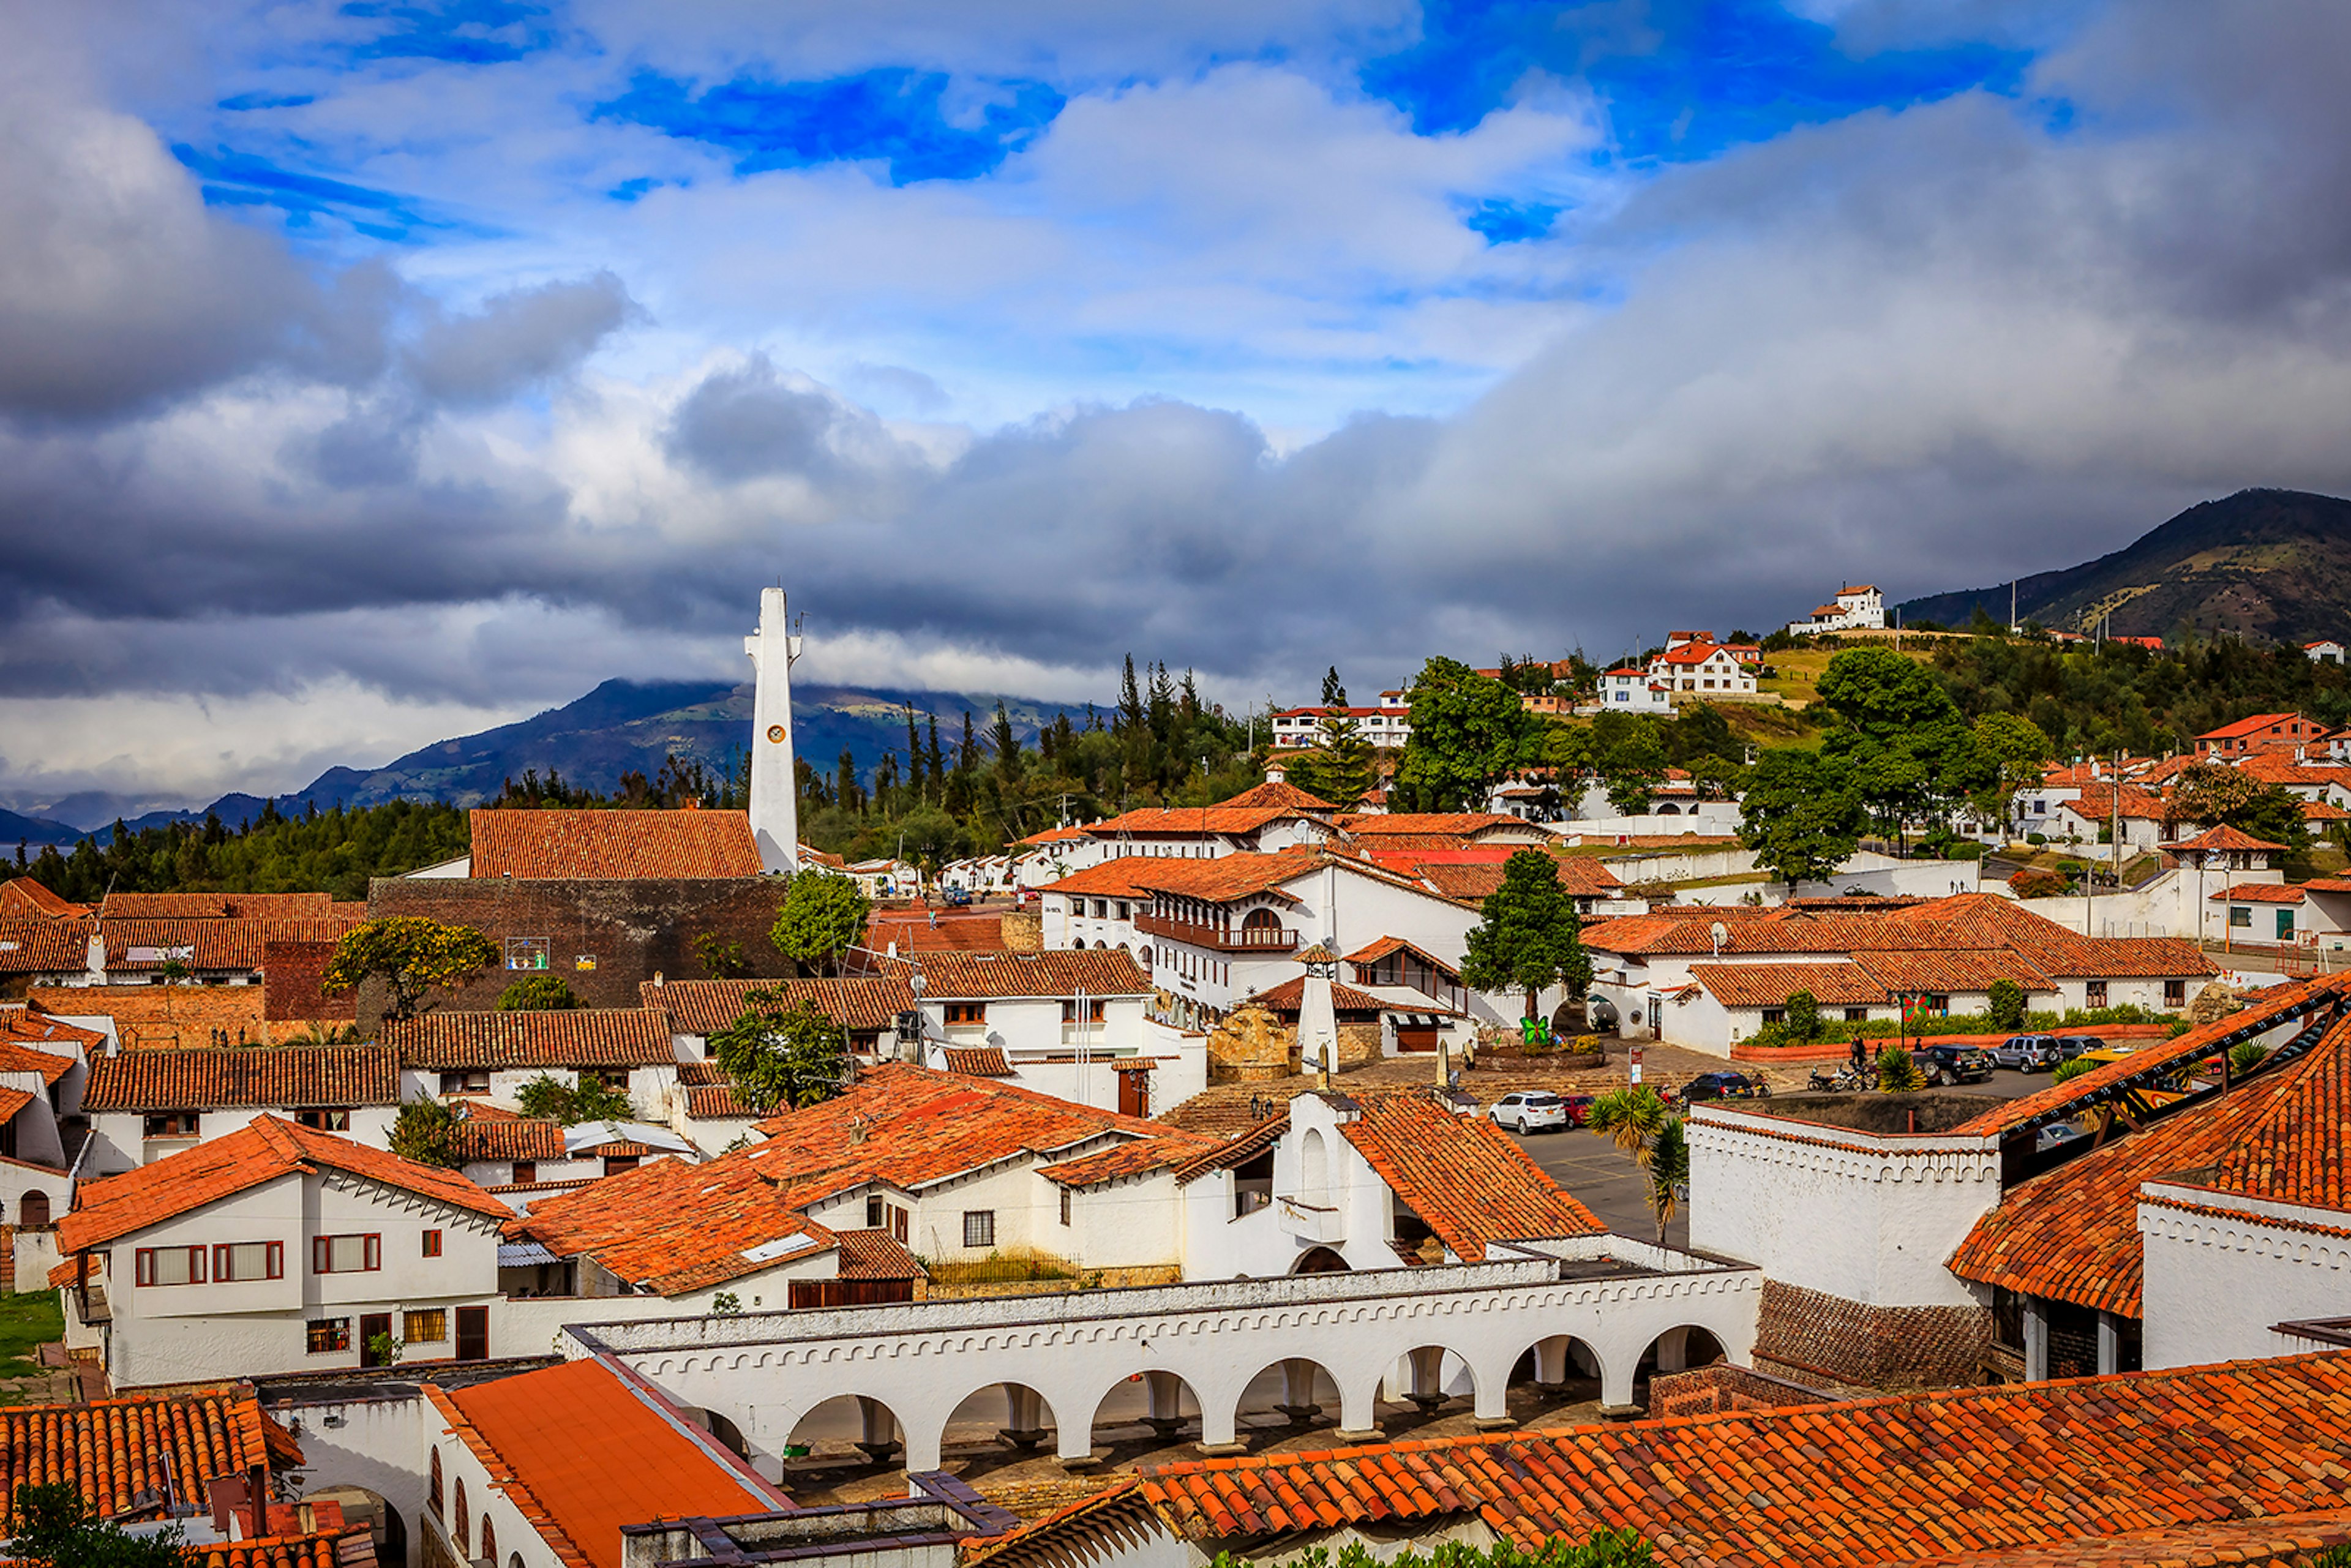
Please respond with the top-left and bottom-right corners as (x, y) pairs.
(23, 679), (1081, 839)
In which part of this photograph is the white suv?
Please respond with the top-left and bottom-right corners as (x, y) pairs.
(1489, 1091), (1569, 1133)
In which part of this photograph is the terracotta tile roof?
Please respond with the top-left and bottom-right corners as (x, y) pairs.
(99, 891), (337, 920)
(187, 1522), (374, 1568)
(2304, 801), (2351, 822)
(1131, 1352), (2351, 1564)
(2211, 882), (2306, 902)
(1016, 825), (1091, 846)
(1034, 861), (1157, 899)
(2199, 712), (2306, 740)
(642, 977), (915, 1036)
(880, 949), (1152, 999)
(1409, 853), (1622, 904)
(1109, 853), (1317, 904)
(2163, 823), (2288, 853)
(0, 1087), (34, 1129)
(1171, 1112), (1289, 1185)
(83, 1046), (397, 1111)
(1335, 813), (1534, 838)
(1342, 937), (1462, 978)
(1338, 1094), (1602, 1259)
(1952, 976), (2349, 1138)
(1218, 781), (1337, 812)
(59, 1116), (508, 1251)
(1040, 1138), (1211, 1187)
(1086, 806), (1318, 838)
(0, 880), (84, 919)
(940, 1046), (1015, 1078)
(384, 1008), (675, 1068)
(428, 1360), (774, 1568)
(467, 808), (762, 879)
(864, 910), (1010, 953)
(681, 1083), (756, 1120)
(0, 1040), (74, 1086)
(0, 1007), (105, 1053)
(97, 916), (362, 973)
(673, 1059), (723, 1086)
(509, 1150), (839, 1294)
(1245, 976), (1392, 1015)
(0, 918), (99, 975)
(0, 1387), (298, 1526)
(834, 1227), (927, 1279)
(1951, 1014), (2351, 1313)
(450, 1111), (567, 1162)
(1689, 962), (1888, 1009)
(2303, 878), (2351, 895)
(1851, 949), (2057, 993)
(521, 1065), (1198, 1291)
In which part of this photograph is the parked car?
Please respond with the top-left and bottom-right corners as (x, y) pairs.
(2054, 1035), (2102, 1060)
(1675, 1071), (1769, 1106)
(941, 886), (973, 907)
(1990, 1034), (2062, 1072)
(1911, 1043), (1996, 1086)
(1489, 1090), (1570, 1133)
(2034, 1122), (2088, 1153)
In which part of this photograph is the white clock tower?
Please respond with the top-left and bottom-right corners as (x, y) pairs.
(744, 587), (801, 873)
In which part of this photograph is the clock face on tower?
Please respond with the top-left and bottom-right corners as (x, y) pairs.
(767, 724), (787, 743)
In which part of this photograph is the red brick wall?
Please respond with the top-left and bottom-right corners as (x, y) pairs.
(364, 877), (793, 1014)
(1752, 1277), (1990, 1392)
(263, 940), (356, 1024)
(1648, 1362), (1835, 1418)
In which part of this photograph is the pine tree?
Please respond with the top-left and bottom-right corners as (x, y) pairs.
(1322, 666), (1347, 708)
(1119, 656), (1144, 734)
(904, 705), (926, 800)
(925, 712), (947, 788)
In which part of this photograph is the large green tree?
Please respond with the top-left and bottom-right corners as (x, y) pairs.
(1395, 658), (1544, 811)
(1816, 649), (1994, 839)
(322, 917), (498, 1022)
(770, 870), (873, 975)
(1459, 849), (1592, 1022)
(8, 1483), (186, 1568)
(710, 992), (852, 1112)
(516, 1072), (635, 1125)
(1738, 749), (1868, 885)
(1971, 712), (2055, 827)
(388, 1097), (460, 1167)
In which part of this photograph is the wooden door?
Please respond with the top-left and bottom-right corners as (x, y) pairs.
(1394, 1026), (1439, 1054)
(1118, 1071), (1148, 1118)
(358, 1314), (393, 1367)
(455, 1305), (489, 1362)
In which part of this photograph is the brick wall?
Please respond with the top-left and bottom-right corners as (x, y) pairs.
(1648, 1362), (1838, 1418)
(365, 877), (793, 1015)
(263, 940), (356, 1025)
(1751, 1277), (1990, 1392)
(28, 984), (268, 1049)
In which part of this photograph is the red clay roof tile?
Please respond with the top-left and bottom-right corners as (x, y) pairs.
(467, 808), (762, 879)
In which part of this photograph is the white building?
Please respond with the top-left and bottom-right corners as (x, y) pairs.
(383, 1008), (681, 1113)
(1271, 692), (1412, 749)
(1644, 640), (1758, 698)
(1786, 583), (1888, 636)
(1584, 893), (2214, 1054)
(58, 1115), (512, 1389)
(79, 1043), (402, 1176)
(1597, 666), (1674, 713)
(2306, 639), (2345, 664)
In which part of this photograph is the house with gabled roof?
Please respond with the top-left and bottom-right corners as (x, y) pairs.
(1785, 582), (1887, 636)
(383, 1008), (680, 1112)
(2195, 710), (2326, 757)
(80, 1043), (402, 1176)
(56, 1116), (512, 1387)
(1587, 892), (2214, 1052)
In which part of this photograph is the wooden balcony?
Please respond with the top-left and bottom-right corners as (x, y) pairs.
(1133, 912), (1299, 953)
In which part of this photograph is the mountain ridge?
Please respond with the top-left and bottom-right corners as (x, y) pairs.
(10, 679), (1090, 842)
(1897, 487), (2351, 643)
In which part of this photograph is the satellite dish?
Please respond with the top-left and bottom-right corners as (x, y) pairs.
(1711, 921), (1730, 956)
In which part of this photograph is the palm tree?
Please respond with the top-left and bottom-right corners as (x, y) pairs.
(1586, 1086), (1685, 1242)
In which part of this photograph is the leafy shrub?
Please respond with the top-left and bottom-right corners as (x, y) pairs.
(515, 1073), (636, 1125)
(497, 975), (580, 1011)
(388, 1097), (460, 1168)
(2051, 1057), (2094, 1084)
(1877, 1043), (1924, 1093)
(2009, 867), (2068, 899)
(1784, 990), (1822, 1043)
(1987, 979), (2027, 1030)
(2026, 832), (2047, 846)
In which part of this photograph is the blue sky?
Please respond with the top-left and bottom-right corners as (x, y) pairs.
(6, 0), (2351, 809)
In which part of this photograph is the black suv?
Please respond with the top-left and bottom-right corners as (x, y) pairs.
(1911, 1043), (1995, 1086)
(1676, 1071), (1770, 1105)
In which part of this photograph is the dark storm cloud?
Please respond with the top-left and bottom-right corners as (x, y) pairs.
(406, 272), (639, 406)
(16, 0), (2351, 738)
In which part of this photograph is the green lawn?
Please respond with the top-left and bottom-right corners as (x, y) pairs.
(0, 1292), (63, 1376)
